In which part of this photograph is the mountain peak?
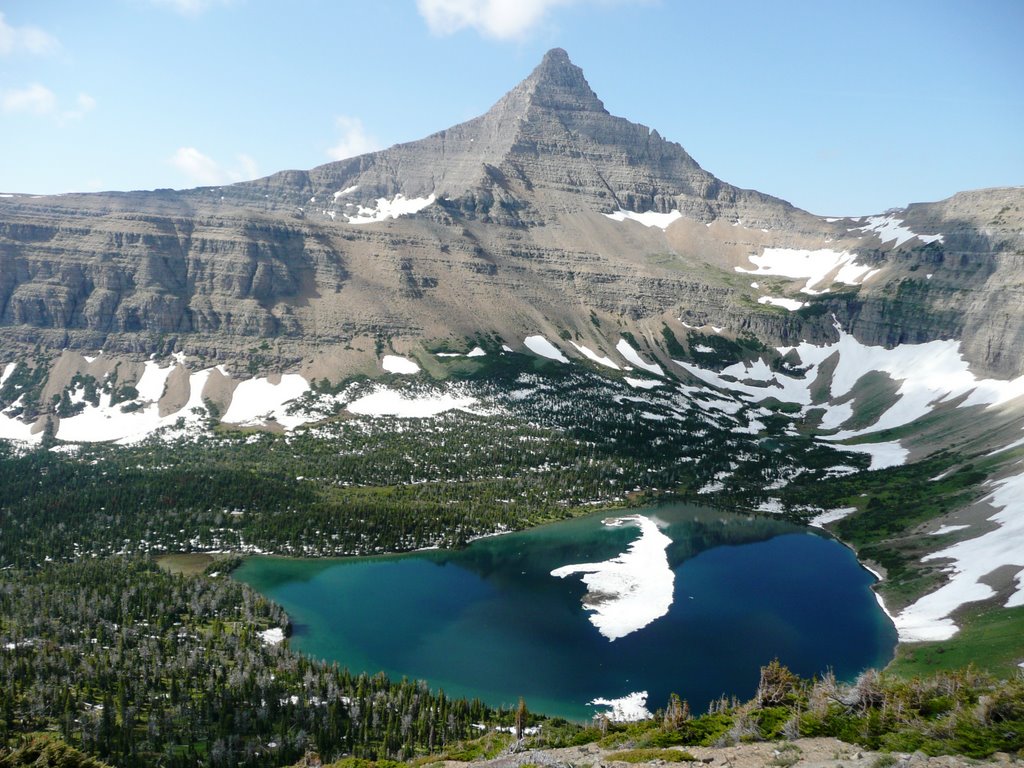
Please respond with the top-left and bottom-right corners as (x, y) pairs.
(516, 47), (605, 113)
(537, 47), (572, 69)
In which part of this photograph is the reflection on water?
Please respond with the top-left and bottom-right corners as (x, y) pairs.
(235, 503), (896, 721)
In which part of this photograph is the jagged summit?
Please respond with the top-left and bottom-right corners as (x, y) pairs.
(4, 48), (1021, 383)
(239, 47), (796, 226)
(513, 47), (607, 113)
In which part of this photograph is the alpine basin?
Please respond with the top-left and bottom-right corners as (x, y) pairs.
(234, 504), (896, 721)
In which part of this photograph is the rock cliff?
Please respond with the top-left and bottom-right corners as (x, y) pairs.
(0, 49), (1021, 380)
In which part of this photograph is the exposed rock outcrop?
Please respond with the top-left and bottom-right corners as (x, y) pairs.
(0, 49), (1021, 380)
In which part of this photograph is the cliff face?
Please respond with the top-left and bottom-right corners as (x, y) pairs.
(0, 49), (1022, 378)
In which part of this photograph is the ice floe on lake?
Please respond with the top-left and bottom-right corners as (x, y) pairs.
(551, 515), (674, 641)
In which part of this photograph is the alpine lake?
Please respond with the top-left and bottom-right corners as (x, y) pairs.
(234, 503), (897, 721)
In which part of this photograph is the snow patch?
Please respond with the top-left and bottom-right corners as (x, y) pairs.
(221, 374), (311, 429)
(381, 355), (421, 375)
(259, 628), (285, 646)
(931, 524), (970, 536)
(616, 339), (663, 376)
(551, 515), (674, 641)
(345, 193), (435, 224)
(894, 469), (1024, 641)
(623, 377), (662, 390)
(735, 248), (878, 294)
(824, 439), (908, 470)
(758, 296), (806, 311)
(571, 342), (620, 370)
(809, 507), (858, 528)
(346, 388), (477, 418)
(524, 335), (568, 363)
(589, 691), (652, 723)
(855, 215), (944, 248)
(603, 209), (682, 230)
(0, 363), (15, 388)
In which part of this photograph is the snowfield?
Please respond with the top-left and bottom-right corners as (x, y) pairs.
(854, 214), (944, 248)
(893, 468), (1024, 642)
(221, 374), (312, 429)
(381, 355), (421, 374)
(571, 342), (620, 369)
(345, 387), (478, 418)
(344, 193), (436, 224)
(524, 335), (569, 363)
(603, 208), (682, 230)
(758, 296), (806, 311)
(57, 361), (216, 444)
(735, 248), (879, 293)
(616, 339), (663, 376)
(677, 321), (1024, 469)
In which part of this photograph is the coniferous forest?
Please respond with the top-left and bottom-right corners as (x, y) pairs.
(1, 365), (1021, 767)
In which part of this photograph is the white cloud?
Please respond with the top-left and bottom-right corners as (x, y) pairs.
(148, 0), (234, 16)
(416, 0), (575, 40)
(0, 12), (60, 56)
(2, 85), (97, 123)
(417, 0), (646, 40)
(326, 116), (381, 161)
(1, 83), (57, 115)
(62, 92), (97, 121)
(169, 147), (260, 186)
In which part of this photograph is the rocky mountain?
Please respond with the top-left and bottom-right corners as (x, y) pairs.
(1, 49), (1023, 658)
(2, 48), (1020, 381)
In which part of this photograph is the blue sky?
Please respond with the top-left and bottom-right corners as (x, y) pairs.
(1, 0), (1021, 215)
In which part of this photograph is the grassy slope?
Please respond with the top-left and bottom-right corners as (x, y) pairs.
(888, 605), (1024, 679)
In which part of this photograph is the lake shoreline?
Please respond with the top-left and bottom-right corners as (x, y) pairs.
(228, 503), (898, 722)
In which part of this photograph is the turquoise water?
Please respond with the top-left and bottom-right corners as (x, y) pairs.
(234, 504), (896, 720)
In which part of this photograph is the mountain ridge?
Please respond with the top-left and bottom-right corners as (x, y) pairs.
(0, 48), (1021, 381)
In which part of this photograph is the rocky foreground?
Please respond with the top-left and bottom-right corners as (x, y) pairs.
(437, 738), (1016, 768)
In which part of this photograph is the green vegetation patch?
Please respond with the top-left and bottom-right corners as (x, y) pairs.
(887, 605), (1024, 679)
(0, 734), (113, 767)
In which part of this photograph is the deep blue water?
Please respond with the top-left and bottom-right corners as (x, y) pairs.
(234, 504), (896, 720)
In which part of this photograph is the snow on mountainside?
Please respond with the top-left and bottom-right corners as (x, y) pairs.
(3, 313), (1023, 645)
(0, 48), (1023, 662)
